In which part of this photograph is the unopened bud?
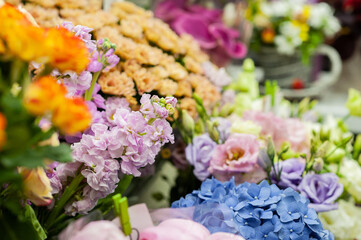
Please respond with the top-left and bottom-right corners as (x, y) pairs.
(182, 110), (195, 136)
(354, 134), (361, 160)
(326, 147), (345, 163)
(206, 120), (219, 143)
(219, 103), (234, 117)
(102, 38), (112, 51)
(313, 158), (324, 172)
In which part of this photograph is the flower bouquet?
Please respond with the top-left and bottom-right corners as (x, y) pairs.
(0, 2), (181, 238)
(246, 0), (341, 89)
(172, 58), (361, 239)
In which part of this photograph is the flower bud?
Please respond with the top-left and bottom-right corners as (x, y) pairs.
(219, 103), (234, 117)
(181, 110), (195, 136)
(19, 167), (52, 206)
(353, 134), (361, 160)
(195, 120), (205, 134)
(346, 88), (361, 117)
(320, 127), (330, 141)
(313, 158), (324, 172)
(101, 38), (112, 51)
(326, 147), (346, 163)
(206, 120), (219, 143)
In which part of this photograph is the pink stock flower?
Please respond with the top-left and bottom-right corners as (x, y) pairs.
(208, 133), (266, 184)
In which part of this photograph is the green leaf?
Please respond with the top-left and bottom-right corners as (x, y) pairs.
(0, 168), (22, 185)
(0, 207), (42, 240)
(24, 205), (47, 240)
(1, 143), (72, 168)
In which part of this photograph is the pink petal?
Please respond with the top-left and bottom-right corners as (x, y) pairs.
(209, 23), (247, 59)
(154, 0), (187, 22)
(187, 5), (223, 23)
(171, 14), (217, 49)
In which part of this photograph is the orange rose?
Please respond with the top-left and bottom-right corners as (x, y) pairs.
(0, 3), (89, 73)
(52, 97), (92, 135)
(24, 76), (67, 116)
(45, 27), (90, 73)
(0, 3), (45, 61)
(19, 167), (53, 206)
(0, 113), (6, 150)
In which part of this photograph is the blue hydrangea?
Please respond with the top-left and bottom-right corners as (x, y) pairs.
(172, 178), (334, 240)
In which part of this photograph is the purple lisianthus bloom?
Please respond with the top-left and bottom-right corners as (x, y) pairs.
(186, 134), (217, 181)
(271, 158), (305, 190)
(298, 173), (343, 212)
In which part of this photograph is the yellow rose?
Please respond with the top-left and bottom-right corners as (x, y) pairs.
(346, 88), (361, 117)
(19, 167), (53, 206)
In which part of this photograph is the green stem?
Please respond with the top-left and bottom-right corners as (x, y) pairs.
(45, 171), (84, 230)
(85, 71), (101, 101)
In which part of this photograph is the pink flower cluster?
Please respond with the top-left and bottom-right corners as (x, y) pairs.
(58, 22), (119, 95)
(51, 95), (176, 215)
(155, 0), (247, 66)
(242, 111), (310, 154)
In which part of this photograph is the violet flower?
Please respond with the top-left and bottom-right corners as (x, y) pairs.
(271, 158), (305, 190)
(185, 134), (217, 181)
(298, 173), (343, 212)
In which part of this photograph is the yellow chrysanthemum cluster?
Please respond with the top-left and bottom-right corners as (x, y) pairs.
(12, 0), (221, 117)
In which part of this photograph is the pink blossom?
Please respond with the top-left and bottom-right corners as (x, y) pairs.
(208, 133), (266, 183)
(242, 111), (310, 154)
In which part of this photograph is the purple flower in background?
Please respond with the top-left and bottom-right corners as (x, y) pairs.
(155, 0), (247, 66)
(271, 158), (305, 190)
(186, 134), (217, 181)
(298, 173), (343, 212)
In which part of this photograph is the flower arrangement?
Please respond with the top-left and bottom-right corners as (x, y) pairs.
(172, 178), (334, 239)
(16, 0), (223, 118)
(247, 0), (340, 61)
(172, 57), (361, 238)
(0, 2), (177, 238)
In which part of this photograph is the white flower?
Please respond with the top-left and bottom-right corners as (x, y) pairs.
(319, 200), (361, 240)
(340, 159), (361, 203)
(308, 2), (340, 37)
(275, 36), (296, 55)
(324, 17), (341, 37)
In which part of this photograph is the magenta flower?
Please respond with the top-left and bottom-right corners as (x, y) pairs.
(208, 133), (266, 183)
(155, 0), (247, 65)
